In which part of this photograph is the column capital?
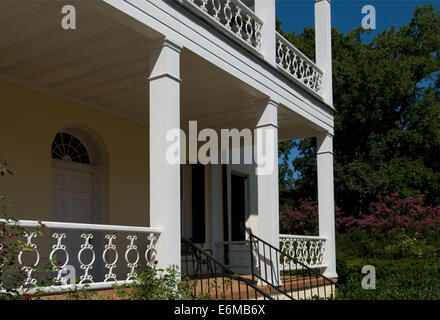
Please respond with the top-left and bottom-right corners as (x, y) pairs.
(317, 133), (333, 155)
(149, 37), (182, 83)
(315, 0), (331, 3)
(256, 98), (279, 129)
(151, 37), (183, 53)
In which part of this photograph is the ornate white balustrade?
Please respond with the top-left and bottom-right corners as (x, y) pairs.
(0, 219), (161, 294)
(276, 32), (323, 95)
(279, 234), (326, 270)
(175, 0), (263, 53)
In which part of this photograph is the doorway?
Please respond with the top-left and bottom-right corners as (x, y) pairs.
(230, 173), (247, 241)
(50, 130), (106, 282)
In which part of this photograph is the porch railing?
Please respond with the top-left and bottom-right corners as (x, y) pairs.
(279, 234), (327, 270)
(173, 1), (326, 98)
(0, 219), (161, 295)
(250, 233), (337, 300)
(276, 32), (323, 95)
(174, 0), (263, 53)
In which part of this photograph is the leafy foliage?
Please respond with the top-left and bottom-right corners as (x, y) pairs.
(0, 160), (51, 300)
(277, 5), (440, 215)
(336, 258), (440, 300)
(122, 264), (195, 300)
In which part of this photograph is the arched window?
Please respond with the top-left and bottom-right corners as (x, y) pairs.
(51, 132), (90, 164)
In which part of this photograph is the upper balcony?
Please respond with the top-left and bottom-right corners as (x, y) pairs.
(173, 0), (324, 98)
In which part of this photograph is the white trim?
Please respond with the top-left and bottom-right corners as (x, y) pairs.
(174, 0), (264, 57)
(99, 0), (335, 133)
(2, 280), (136, 297)
(279, 234), (327, 241)
(0, 219), (161, 234)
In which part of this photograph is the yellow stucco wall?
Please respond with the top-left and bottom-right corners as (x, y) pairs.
(0, 80), (150, 227)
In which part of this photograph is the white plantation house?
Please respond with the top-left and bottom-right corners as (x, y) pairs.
(0, 0), (337, 299)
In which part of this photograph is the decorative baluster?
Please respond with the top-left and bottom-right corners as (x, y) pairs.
(310, 69), (317, 91)
(292, 53), (299, 79)
(284, 48), (292, 73)
(317, 240), (325, 265)
(144, 233), (158, 267)
(211, 0), (221, 21)
(315, 70), (322, 92)
(200, 0), (209, 12)
(234, 7), (243, 37)
(103, 234), (118, 282)
(276, 41), (285, 68)
(125, 235), (139, 280)
(18, 231), (40, 287)
(299, 57), (305, 80)
(244, 15), (253, 44)
(298, 239), (309, 266)
(303, 65), (310, 86)
(223, 0), (233, 30)
(254, 21), (262, 50)
(50, 233), (69, 284)
(78, 233), (95, 284)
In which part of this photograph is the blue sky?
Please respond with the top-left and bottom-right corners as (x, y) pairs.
(276, 0), (438, 172)
(276, 1), (437, 38)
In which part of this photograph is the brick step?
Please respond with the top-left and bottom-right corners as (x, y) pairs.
(190, 274), (335, 300)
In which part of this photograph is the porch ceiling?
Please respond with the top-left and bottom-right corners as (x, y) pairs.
(0, 0), (319, 141)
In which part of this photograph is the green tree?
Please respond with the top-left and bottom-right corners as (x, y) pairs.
(278, 5), (440, 215)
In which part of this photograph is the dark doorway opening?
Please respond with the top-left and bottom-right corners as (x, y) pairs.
(231, 174), (247, 241)
(191, 164), (205, 244)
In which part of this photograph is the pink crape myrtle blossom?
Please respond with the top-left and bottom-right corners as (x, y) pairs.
(280, 194), (440, 236)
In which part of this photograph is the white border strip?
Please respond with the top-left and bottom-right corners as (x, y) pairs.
(279, 234), (327, 241)
(0, 219), (161, 234)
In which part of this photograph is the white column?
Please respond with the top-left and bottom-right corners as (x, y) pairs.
(254, 0), (276, 66)
(149, 38), (182, 270)
(317, 133), (337, 279)
(255, 99), (280, 285)
(314, 0), (333, 105)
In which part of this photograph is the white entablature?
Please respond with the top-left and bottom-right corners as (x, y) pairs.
(94, 0), (335, 135)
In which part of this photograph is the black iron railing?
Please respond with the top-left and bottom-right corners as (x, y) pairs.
(249, 233), (338, 300)
(181, 238), (273, 300)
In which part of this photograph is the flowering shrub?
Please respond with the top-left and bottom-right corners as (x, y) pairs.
(279, 200), (343, 235)
(280, 194), (440, 238)
(336, 194), (440, 237)
(279, 200), (318, 235)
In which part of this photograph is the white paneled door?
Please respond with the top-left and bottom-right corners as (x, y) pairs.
(51, 160), (103, 282)
(51, 164), (93, 224)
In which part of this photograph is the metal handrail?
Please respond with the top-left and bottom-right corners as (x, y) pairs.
(182, 238), (273, 300)
(251, 233), (337, 285)
(250, 232), (338, 300)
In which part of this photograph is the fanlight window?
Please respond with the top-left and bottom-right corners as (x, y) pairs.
(52, 133), (90, 164)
